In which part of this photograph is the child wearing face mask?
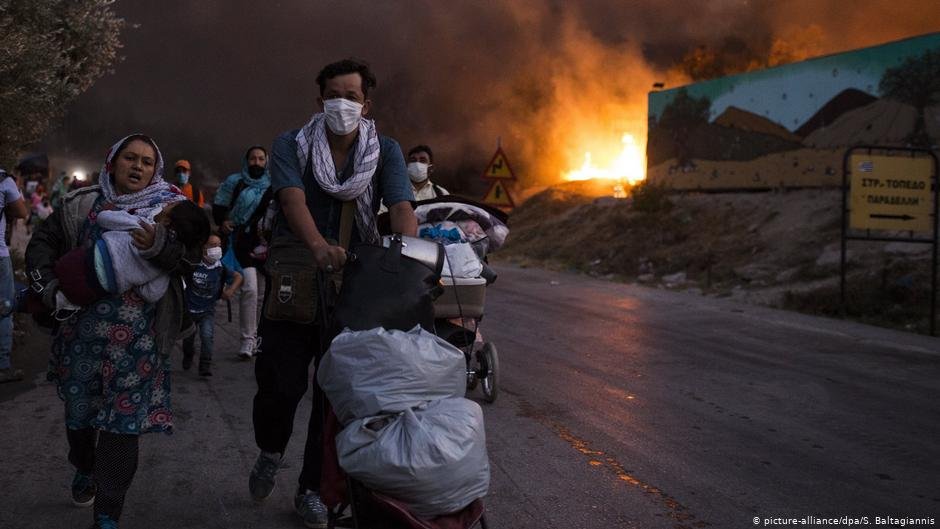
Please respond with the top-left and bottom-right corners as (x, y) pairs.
(182, 234), (243, 376)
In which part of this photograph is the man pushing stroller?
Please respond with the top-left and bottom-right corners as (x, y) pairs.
(248, 58), (417, 529)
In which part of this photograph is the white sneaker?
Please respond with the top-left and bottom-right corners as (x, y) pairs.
(239, 339), (254, 360)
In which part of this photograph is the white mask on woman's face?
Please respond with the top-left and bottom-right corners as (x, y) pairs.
(407, 162), (429, 183)
(205, 246), (223, 263)
(323, 98), (363, 136)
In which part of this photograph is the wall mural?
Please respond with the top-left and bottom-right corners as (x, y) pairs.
(647, 32), (940, 190)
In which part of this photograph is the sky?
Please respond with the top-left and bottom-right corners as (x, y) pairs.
(38, 0), (940, 193)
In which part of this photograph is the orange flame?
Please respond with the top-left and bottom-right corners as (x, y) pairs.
(562, 133), (647, 189)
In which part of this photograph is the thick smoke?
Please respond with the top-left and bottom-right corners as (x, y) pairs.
(39, 0), (940, 192)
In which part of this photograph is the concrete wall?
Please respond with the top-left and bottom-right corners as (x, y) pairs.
(647, 33), (940, 191)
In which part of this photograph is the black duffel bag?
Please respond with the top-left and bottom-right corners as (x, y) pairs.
(333, 234), (444, 333)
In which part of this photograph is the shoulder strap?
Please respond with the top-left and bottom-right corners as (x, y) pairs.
(230, 179), (246, 208)
(338, 201), (355, 249)
(432, 184), (446, 197)
(217, 265), (228, 297)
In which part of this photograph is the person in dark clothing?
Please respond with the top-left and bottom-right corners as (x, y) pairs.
(212, 146), (272, 359)
(248, 58), (417, 529)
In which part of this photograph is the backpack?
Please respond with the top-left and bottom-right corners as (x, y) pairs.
(221, 177), (272, 267)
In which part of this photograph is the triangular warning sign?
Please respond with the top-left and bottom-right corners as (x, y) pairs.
(482, 180), (515, 208)
(482, 147), (516, 180)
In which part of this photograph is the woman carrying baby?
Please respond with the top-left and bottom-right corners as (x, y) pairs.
(25, 134), (210, 529)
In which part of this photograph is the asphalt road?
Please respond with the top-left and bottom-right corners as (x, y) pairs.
(1, 264), (939, 528)
(482, 264), (940, 529)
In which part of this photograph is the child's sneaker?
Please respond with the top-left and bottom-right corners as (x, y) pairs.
(71, 471), (95, 507)
(198, 364), (212, 377)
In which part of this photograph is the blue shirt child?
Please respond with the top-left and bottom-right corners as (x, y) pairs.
(186, 261), (236, 314)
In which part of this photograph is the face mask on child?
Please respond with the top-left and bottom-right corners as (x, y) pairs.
(205, 246), (223, 263)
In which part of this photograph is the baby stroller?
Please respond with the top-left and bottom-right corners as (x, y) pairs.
(415, 196), (509, 404)
(434, 284), (499, 403)
(318, 232), (493, 529)
(376, 196), (508, 403)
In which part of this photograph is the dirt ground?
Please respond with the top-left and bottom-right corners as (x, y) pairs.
(497, 182), (938, 335)
(0, 315), (52, 402)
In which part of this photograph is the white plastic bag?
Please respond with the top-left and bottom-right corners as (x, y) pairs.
(441, 242), (484, 278)
(336, 397), (490, 518)
(318, 326), (466, 425)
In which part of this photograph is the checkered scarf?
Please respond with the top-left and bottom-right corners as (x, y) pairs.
(295, 113), (380, 243)
(99, 134), (185, 222)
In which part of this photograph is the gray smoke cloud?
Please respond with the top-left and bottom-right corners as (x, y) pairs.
(39, 0), (940, 193)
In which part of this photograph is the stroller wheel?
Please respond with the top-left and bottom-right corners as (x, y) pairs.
(477, 342), (499, 403)
(466, 366), (479, 391)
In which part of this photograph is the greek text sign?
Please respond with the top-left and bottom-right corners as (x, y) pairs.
(848, 153), (935, 233)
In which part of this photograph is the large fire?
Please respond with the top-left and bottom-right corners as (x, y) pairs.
(562, 133), (647, 188)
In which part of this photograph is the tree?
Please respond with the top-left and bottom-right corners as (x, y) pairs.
(0, 1), (123, 166)
(879, 48), (940, 148)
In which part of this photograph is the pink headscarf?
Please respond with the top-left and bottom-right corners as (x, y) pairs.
(98, 133), (185, 222)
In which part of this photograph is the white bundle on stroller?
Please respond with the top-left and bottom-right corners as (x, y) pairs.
(318, 326), (466, 425)
(414, 202), (509, 252)
(318, 326), (491, 517)
(336, 398), (490, 517)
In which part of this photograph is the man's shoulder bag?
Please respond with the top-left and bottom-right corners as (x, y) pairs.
(263, 236), (320, 324)
(262, 200), (357, 325)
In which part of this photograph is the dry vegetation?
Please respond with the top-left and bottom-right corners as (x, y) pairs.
(497, 182), (938, 335)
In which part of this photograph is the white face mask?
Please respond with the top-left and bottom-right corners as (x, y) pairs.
(323, 98), (363, 136)
(407, 162), (429, 183)
(205, 246), (223, 263)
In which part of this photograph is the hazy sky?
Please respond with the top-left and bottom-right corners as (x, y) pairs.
(39, 0), (940, 192)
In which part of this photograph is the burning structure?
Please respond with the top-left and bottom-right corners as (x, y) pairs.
(646, 31), (940, 191)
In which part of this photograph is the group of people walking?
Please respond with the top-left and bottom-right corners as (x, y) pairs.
(17, 58), (451, 529)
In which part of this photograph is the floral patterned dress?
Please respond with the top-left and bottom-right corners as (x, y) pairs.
(48, 197), (173, 435)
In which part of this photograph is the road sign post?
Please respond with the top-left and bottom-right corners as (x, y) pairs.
(481, 145), (517, 210)
(841, 146), (939, 336)
(482, 180), (515, 208)
(482, 147), (516, 180)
